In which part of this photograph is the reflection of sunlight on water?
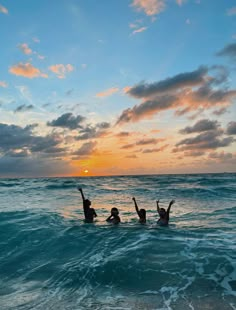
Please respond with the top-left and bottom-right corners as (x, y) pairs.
(59, 205), (80, 219)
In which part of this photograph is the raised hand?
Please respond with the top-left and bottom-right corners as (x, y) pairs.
(170, 200), (175, 205)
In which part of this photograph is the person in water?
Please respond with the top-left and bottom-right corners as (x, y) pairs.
(106, 207), (121, 224)
(132, 197), (146, 224)
(156, 199), (175, 225)
(78, 187), (97, 223)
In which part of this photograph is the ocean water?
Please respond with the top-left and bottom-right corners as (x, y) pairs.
(0, 174), (236, 310)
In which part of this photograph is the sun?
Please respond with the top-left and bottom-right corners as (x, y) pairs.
(84, 169), (89, 174)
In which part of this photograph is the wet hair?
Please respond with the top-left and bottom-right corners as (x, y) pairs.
(139, 209), (146, 218)
(160, 208), (166, 212)
(84, 199), (91, 207)
(111, 207), (119, 214)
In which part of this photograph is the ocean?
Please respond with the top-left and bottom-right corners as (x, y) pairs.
(0, 174), (235, 310)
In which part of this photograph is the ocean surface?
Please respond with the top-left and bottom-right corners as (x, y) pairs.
(0, 174), (236, 310)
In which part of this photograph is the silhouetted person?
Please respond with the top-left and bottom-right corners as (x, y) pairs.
(156, 199), (175, 225)
(132, 197), (146, 224)
(106, 207), (121, 224)
(78, 188), (97, 223)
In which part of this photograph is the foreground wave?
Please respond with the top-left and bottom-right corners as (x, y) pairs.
(0, 174), (236, 309)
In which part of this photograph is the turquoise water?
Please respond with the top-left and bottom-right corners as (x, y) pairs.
(0, 174), (236, 309)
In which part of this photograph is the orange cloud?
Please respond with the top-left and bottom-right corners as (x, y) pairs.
(0, 4), (8, 14)
(132, 26), (148, 35)
(123, 86), (131, 93)
(18, 43), (33, 55)
(131, 0), (165, 16)
(9, 63), (48, 78)
(96, 87), (119, 98)
(49, 64), (74, 78)
(0, 81), (8, 88)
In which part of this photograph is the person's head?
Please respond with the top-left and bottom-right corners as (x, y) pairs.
(159, 207), (166, 218)
(111, 207), (119, 216)
(84, 199), (91, 207)
(139, 208), (146, 219)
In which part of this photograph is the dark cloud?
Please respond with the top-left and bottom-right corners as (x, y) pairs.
(179, 119), (220, 134)
(47, 113), (86, 130)
(183, 151), (205, 157)
(127, 66), (208, 98)
(73, 141), (97, 156)
(217, 43), (236, 60)
(15, 104), (34, 113)
(121, 138), (163, 149)
(208, 152), (233, 160)
(116, 95), (177, 124)
(121, 143), (134, 149)
(142, 144), (169, 153)
(212, 107), (228, 116)
(136, 138), (162, 145)
(226, 121), (236, 135)
(0, 123), (64, 157)
(174, 130), (234, 151)
(116, 131), (130, 137)
(76, 122), (110, 140)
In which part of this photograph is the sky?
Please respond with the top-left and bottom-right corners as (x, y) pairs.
(0, 0), (236, 177)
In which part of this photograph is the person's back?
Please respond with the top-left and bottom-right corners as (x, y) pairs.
(132, 197), (146, 224)
(78, 188), (97, 222)
(156, 200), (175, 225)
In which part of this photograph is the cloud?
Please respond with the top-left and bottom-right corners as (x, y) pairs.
(179, 119), (220, 134)
(132, 26), (148, 35)
(125, 154), (137, 158)
(96, 87), (119, 98)
(0, 123), (64, 157)
(121, 137), (163, 149)
(49, 64), (74, 78)
(208, 151), (233, 160)
(73, 141), (97, 156)
(116, 66), (236, 124)
(18, 43), (32, 55)
(0, 81), (8, 88)
(227, 7), (236, 16)
(9, 63), (48, 78)
(0, 4), (8, 14)
(76, 122), (110, 140)
(174, 129), (234, 152)
(116, 131), (130, 137)
(226, 121), (236, 135)
(15, 104), (34, 113)
(212, 107), (227, 116)
(183, 150), (205, 157)
(126, 66), (208, 98)
(217, 43), (236, 60)
(47, 113), (86, 130)
(131, 0), (165, 16)
(142, 144), (169, 153)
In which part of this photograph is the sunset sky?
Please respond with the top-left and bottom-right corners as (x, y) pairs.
(0, 0), (236, 177)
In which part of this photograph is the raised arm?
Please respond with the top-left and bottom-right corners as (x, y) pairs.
(156, 200), (160, 214)
(78, 187), (85, 201)
(167, 199), (175, 215)
(132, 197), (140, 216)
